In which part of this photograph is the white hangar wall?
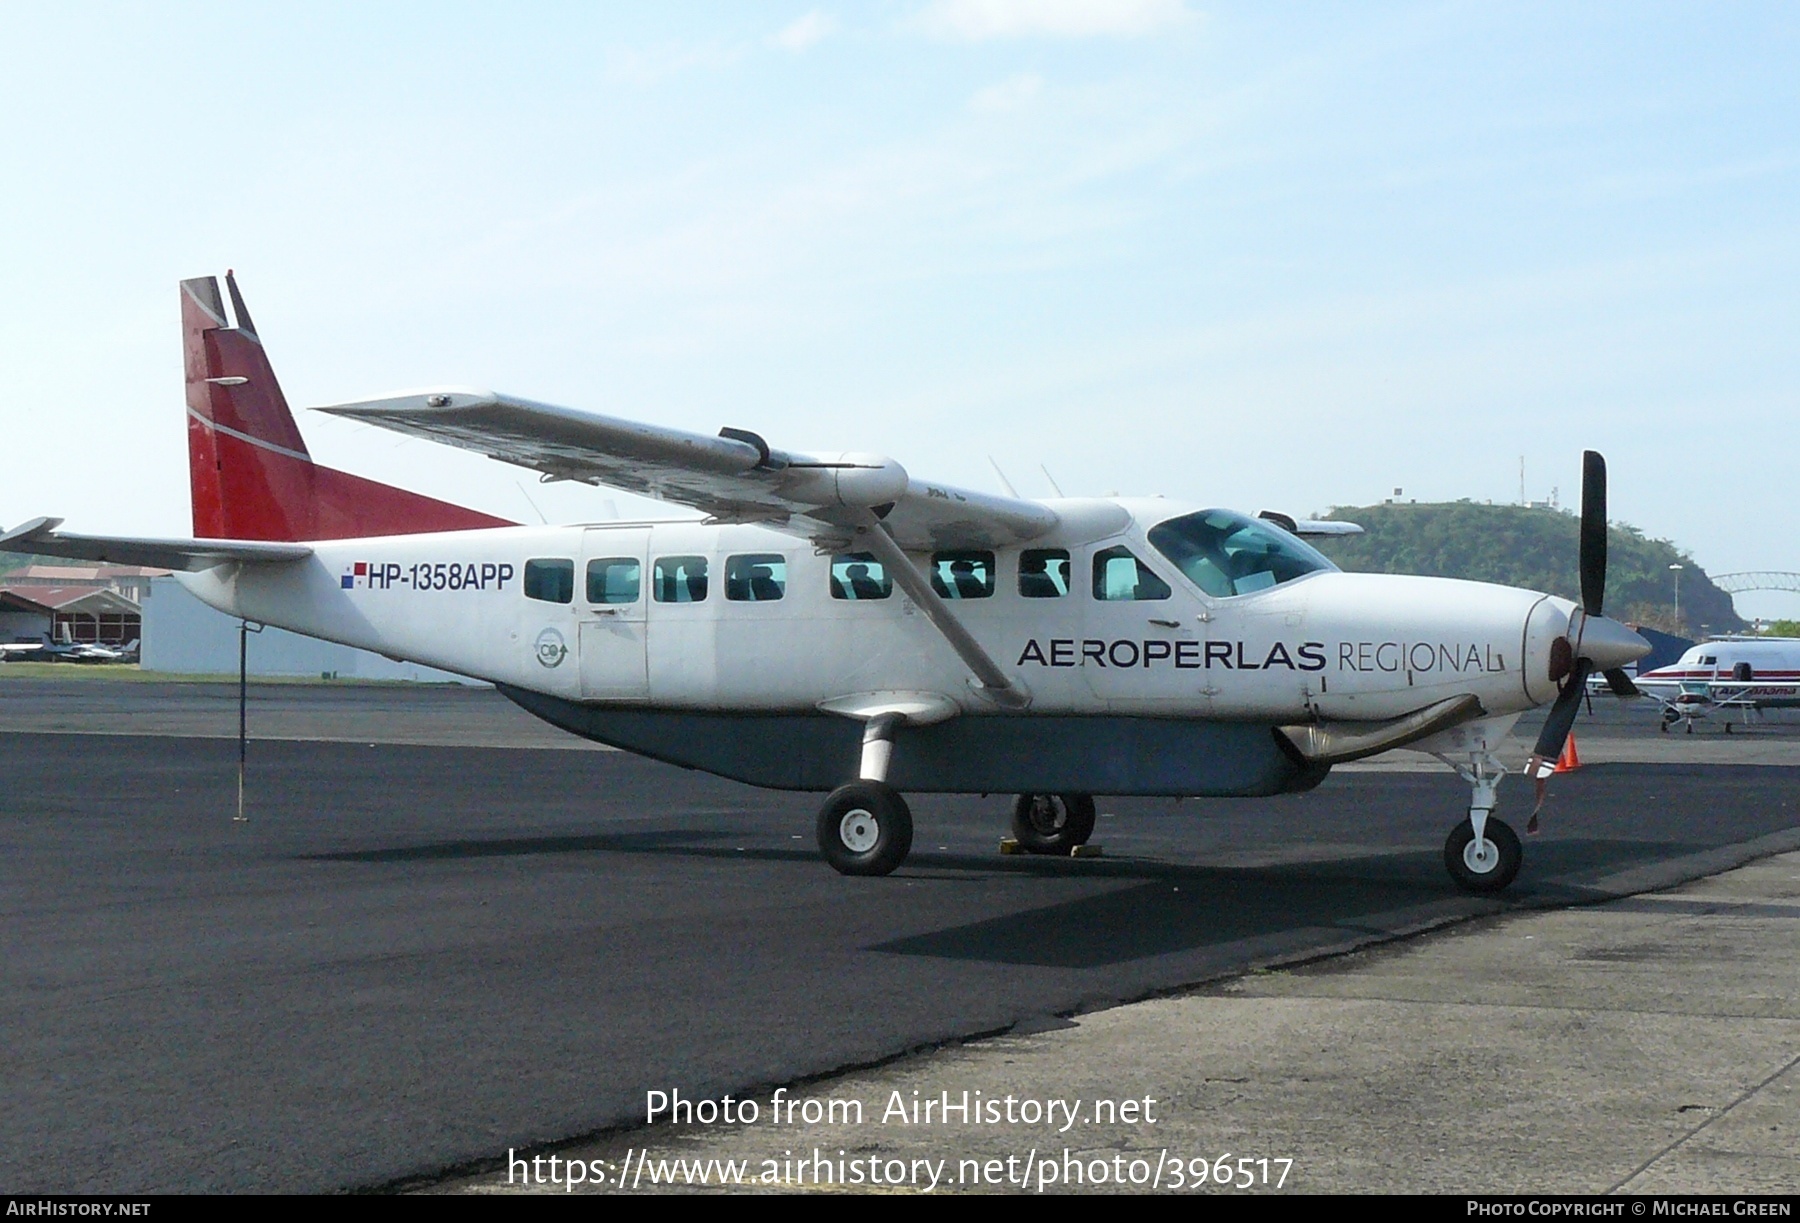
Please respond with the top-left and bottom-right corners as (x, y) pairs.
(140, 576), (479, 684)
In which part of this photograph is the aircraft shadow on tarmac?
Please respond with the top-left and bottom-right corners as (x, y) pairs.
(305, 826), (1717, 969)
(872, 840), (1713, 968)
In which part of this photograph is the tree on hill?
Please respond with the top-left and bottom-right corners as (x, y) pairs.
(0, 552), (93, 576)
(1312, 502), (1742, 635)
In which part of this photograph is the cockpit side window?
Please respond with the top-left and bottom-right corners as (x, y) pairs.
(1092, 546), (1171, 601)
(1147, 510), (1335, 599)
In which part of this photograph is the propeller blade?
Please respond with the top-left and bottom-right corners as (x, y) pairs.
(1580, 450), (1607, 615)
(1532, 659), (1592, 762)
(1603, 667), (1639, 698)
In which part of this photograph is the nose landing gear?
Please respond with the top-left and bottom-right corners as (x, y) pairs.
(1438, 750), (1523, 893)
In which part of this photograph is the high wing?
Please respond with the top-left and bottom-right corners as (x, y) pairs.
(315, 389), (1059, 551)
(1255, 510), (1364, 539)
(0, 518), (313, 571)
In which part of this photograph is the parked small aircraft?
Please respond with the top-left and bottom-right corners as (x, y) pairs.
(0, 274), (1650, 891)
(0, 628), (136, 663)
(1634, 637), (1800, 732)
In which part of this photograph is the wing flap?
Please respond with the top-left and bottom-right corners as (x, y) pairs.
(0, 518), (313, 571)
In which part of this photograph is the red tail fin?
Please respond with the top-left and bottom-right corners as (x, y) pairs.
(183, 273), (514, 541)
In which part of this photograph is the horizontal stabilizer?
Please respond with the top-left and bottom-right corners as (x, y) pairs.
(0, 517), (313, 572)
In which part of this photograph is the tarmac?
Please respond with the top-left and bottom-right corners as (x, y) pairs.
(1, 671), (1796, 1195)
(442, 849), (1800, 1194)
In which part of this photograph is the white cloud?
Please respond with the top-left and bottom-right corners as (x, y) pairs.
(915, 0), (1195, 41)
(769, 10), (838, 53)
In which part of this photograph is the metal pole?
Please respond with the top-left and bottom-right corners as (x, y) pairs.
(236, 620), (248, 822)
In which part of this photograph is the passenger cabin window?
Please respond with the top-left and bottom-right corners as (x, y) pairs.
(930, 551), (995, 600)
(524, 558), (574, 604)
(1092, 546), (1171, 601)
(1146, 509), (1335, 599)
(726, 554), (787, 602)
(1019, 549), (1070, 598)
(653, 556), (709, 603)
(586, 557), (640, 605)
(830, 553), (891, 600)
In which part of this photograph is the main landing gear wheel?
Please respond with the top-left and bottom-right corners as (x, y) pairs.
(1010, 793), (1097, 855)
(1444, 817), (1522, 894)
(817, 780), (913, 876)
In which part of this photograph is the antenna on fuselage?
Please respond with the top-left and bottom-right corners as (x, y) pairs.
(514, 482), (549, 525)
(1039, 464), (1066, 498)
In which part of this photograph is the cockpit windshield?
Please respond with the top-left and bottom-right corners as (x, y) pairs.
(1146, 509), (1337, 599)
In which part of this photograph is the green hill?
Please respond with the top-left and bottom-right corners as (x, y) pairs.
(1311, 502), (1741, 635)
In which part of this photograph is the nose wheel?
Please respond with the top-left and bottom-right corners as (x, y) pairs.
(1444, 817), (1521, 893)
(1437, 749), (1523, 893)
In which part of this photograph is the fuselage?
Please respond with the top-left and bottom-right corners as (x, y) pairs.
(180, 497), (1573, 726)
(1638, 639), (1800, 708)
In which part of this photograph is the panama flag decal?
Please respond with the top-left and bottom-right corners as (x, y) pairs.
(341, 562), (368, 589)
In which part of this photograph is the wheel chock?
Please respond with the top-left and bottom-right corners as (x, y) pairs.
(1000, 838), (1103, 857)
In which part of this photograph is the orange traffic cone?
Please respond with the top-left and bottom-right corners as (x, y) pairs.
(1554, 733), (1581, 773)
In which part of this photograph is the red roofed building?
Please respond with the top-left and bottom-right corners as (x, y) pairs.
(0, 584), (142, 645)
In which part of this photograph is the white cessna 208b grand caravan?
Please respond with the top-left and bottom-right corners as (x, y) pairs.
(2, 274), (1651, 892)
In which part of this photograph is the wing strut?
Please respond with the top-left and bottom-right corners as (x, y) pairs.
(852, 514), (1030, 711)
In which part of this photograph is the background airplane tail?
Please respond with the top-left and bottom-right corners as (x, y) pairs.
(183, 273), (513, 541)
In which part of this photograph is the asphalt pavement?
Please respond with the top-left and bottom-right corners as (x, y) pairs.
(1, 679), (1796, 1192)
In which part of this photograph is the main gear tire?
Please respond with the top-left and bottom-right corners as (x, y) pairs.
(1444, 816), (1522, 893)
(1010, 793), (1098, 855)
(817, 781), (913, 876)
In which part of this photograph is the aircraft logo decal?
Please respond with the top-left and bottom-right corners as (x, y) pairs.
(534, 627), (569, 669)
(1015, 638), (1505, 673)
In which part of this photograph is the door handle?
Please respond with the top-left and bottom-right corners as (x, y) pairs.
(1148, 618), (1181, 628)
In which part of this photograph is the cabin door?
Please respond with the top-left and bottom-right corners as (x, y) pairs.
(578, 527), (651, 700)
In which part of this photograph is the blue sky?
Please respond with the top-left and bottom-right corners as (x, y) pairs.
(3, 2), (1796, 617)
